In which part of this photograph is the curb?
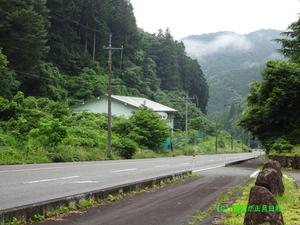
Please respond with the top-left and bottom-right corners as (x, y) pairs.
(225, 157), (258, 167)
(0, 170), (191, 224)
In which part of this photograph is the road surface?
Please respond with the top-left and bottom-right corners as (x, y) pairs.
(0, 152), (258, 211)
(36, 158), (264, 225)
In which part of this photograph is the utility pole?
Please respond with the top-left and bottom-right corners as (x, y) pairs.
(93, 32), (96, 61)
(215, 120), (218, 154)
(103, 34), (123, 157)
(185, 92), (194, 141)
(85, 23), (89, 53)
(230, 129), (233, 151)
(185, 93), (188, 141)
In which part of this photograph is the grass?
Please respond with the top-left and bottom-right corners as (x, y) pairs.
(176, 135), (250, 156)
(0, 133), (251, 165)
(221, 176), (300, 225)
(187, 178), (252, 225)
(5, 173), (196, 225)
(269, 146), (300, 157)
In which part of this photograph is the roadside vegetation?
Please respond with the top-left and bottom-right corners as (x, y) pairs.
(221, 176), (300, 225)
(0, 92), (249, 165)
(269, 146), (300, 157)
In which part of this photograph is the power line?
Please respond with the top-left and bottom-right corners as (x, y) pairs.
(50, 13), (102, 34)
(15, 70), (65, 84)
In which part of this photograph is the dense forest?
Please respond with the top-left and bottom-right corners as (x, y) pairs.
(0, 0), (208, 115)
(0, 0), (221, 163)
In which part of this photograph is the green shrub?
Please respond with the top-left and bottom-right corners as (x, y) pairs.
(63, 127), (101, 148)
(113, 138), (138, 159)
(28, 118), (67, 148)
(218, 137), (226, 148)
(271, 138), (294, 153)
(0, 131), (19, 147)
(129, 107), (169, 151)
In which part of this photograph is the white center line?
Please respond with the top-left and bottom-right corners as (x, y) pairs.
(193, 164), (225, 173)
(154, 165), (169, 168)
(25, 176), (79, 184)
(111, 168), (137, 173)
(180, 163), (191, 166)
(69, 181), (98, 184)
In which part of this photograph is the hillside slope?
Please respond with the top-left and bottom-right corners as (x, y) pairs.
(182, 29), (283, 115)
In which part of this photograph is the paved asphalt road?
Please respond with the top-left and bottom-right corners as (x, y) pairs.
(36, 158), (264, 225)
(0, 152), (258, 211)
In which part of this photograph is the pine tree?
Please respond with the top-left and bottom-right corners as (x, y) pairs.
(0, 49), (19, 98)
(0, 0), (49, 72)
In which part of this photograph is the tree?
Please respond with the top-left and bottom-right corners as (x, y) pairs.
(155, 29), (181, 90)
(129, 107), (169, 151)
(0, 49), (19, 98)
(241, 15), (300, 152)
(0, 0), (49, 72)
(68, 67), (107, 103)
(240, 61), (300, 151)
(27, 63), (67, 101)
(277, 17), (300, 63)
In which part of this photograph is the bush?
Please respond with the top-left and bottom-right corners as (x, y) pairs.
(28, 118), (67, 148)
(271, 138), (294, 153)
(129, 107), (169, 151)
(218, 137), (226, 148)
(113, 138), (138, 159)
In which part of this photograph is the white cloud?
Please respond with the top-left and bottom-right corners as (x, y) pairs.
(183, 33), (252, 59)
(130, 0), (300, 39)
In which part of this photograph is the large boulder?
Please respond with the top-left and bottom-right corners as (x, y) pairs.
(244, 186), (284, 225)
(255, 168), (284, 196)
(270, 156), (289, 168)
(263, 160), (282, 177)
(291, 157), (300, 169)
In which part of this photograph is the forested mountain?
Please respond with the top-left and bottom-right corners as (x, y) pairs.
(182, 29), (283, 115)
(241, 17), (300, 152)
(0, 0), (208, 116)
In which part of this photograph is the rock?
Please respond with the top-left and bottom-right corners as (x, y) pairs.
(291, 157), (300, 169)
(270, 156), (289, 168)
(244, 186), (284, 225)
(263, 160), (282, 177)
(255, 168), (284, 196)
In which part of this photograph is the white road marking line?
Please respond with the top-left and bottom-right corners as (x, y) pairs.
(111, 168), (137, 173)
(154, 165), (169, 168)
(193, 164), (225, 173)
(0, 161), (144, 174)
(69, 181), (98, 184)
(180, 163), (191, 166)
(250, 170), (260, 178)
(25, 176), (79, 184)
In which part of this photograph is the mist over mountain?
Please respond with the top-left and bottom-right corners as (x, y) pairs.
(182, 29), (283, 115)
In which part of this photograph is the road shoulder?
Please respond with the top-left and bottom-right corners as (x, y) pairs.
(36, 159), (263, 225)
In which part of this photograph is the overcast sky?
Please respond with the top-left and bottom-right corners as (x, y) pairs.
(130, 0), (300, 39)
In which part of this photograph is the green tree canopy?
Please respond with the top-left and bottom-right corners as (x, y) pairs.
(0, 49), (19, 98)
